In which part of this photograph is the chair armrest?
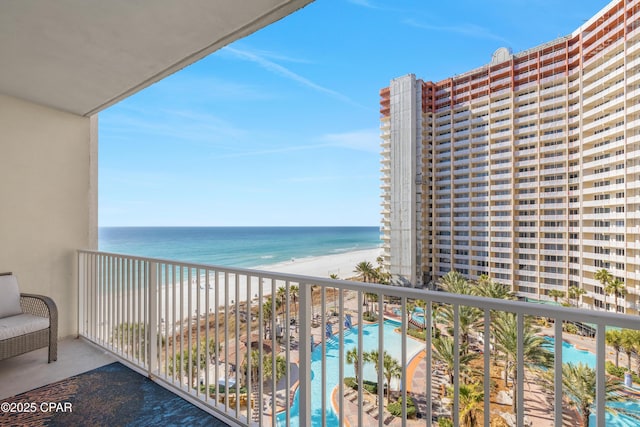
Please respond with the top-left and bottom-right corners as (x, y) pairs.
(19, 293), (58, 363)
(20, 294), (58, 329)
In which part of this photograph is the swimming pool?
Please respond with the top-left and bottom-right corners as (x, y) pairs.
(543, 336), (596, 367)
(278, 331), (638, 426)
(391, 306), (428, 325)
(278, 320), (423, 426)
(544, 337), (640, 425)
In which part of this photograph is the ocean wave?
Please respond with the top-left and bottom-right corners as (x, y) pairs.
(329, 246), (357, 254)
(260, 255), (274, 259)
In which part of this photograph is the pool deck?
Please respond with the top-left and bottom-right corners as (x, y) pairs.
(266, 298), (639, 426)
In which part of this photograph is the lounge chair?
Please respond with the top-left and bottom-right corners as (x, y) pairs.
(0, 272), (58, 363)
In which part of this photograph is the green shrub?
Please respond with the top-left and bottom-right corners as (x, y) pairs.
(387, 396), (417, 418)
(563, 323), (578, 334)
(605, 361), (640, 384)
(407, 328), (427, 341)
(344, 377), (356, 389)
(606, 361), (626, 379)
(343, 377), (378, 394)
(363, 311), (378, 322)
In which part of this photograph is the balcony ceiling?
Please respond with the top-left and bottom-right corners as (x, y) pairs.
(0, 0), (313, 116)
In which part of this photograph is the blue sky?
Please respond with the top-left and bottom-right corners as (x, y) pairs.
(99, 0), (607, 227)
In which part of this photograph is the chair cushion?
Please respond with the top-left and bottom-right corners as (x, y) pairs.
(0, 275), (22, 319)
(0, 313), (49, 340)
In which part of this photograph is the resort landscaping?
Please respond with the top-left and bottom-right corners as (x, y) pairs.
(106, 261), (640, 426)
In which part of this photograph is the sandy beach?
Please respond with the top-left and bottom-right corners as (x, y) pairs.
(255, 247), (383, 279)
(105, 247), (384, 329)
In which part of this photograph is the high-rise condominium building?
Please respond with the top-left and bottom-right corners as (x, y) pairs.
(380, 0), (640, 314)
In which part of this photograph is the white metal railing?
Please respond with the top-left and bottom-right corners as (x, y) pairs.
(78, 250), (640, 427)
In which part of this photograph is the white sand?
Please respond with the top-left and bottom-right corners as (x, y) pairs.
(254, 247), (383, 280)
(135, 248), (384, 328)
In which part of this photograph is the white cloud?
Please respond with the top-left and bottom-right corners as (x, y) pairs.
(404, 19), (510, 43)
(221, 46), (365, 108)
(208, 128), (381, 159)
(347, 0), (380, 9)
(282, 173), (378, 183)
(102, 107), (247, 148)
(319, 128), (380, 153)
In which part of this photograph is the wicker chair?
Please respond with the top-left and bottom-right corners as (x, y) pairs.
(0, 272), (58, 363)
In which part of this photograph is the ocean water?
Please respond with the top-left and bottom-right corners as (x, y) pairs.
(98, 226), (381, 269)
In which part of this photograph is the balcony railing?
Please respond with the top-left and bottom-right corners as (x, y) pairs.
(78, 250), (640, 427)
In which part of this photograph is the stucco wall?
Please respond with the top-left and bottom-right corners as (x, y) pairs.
(0, 94), (96, 337)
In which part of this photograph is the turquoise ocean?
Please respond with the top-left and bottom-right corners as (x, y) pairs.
(98, 226), (382, 269)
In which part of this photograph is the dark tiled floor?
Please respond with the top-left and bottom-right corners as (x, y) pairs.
(0, 362), (230, 427)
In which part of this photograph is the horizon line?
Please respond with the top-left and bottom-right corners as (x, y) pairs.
(98, 224), (381, 228)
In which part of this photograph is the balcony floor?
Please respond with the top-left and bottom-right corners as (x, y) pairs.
(0, 337), (115, 400)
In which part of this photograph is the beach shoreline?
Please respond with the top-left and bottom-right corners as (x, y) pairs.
(142, 247), (384, 327)
(254, 247), (383, 280)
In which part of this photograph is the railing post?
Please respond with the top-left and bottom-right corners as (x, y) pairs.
(149, 261), (158, 375)
(596, 323), (606, 427)
(298, 282), (312, 427)
(77, 251), (85, 338)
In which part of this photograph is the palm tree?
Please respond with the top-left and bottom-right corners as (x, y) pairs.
(432, 303), (443, 336)
(473, 276), (514, 300)
(112, 322), (146, 361)
(492, 311), (553, 414)
(605, 278), (626, 313)
(606, 329), (623, 368)
(242, 349), (261, 388)
(366, 292), (379, 314)
(439, 303), (482, 352)
(548, 289), (565, 303)
(262, 353), (288, 383)
(595, 268), (612, 309)
(277, 286), (287, 316)
(568, 286), (587, 308)
(365, 350), (402, 401)
(561, 362), (626, 427)
(354, 261), (375, 283)
(289, 284), (299, 322)
(168, 344), (208, 388)
(207, 338), (220, 364)
(346, 347), (362, 384)
(618, 329), (640, 376)
(262, 297), (279, 338)
(633, 332), (640, 377)
(446, 382), (484, 427)
(382, 352), (402, 401)
(414, 299), (428, 328)
(620, 329), (637, 371)
(432, 335), (480, 384)
(472, 277), (514, 357)
(310, 284), (319, 320)
(437, 272), (481, 351)
(374, 267), (391, 285)
(438, 270), (470, 294)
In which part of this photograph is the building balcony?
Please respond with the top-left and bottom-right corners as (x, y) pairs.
(2, 251), (629, 426)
